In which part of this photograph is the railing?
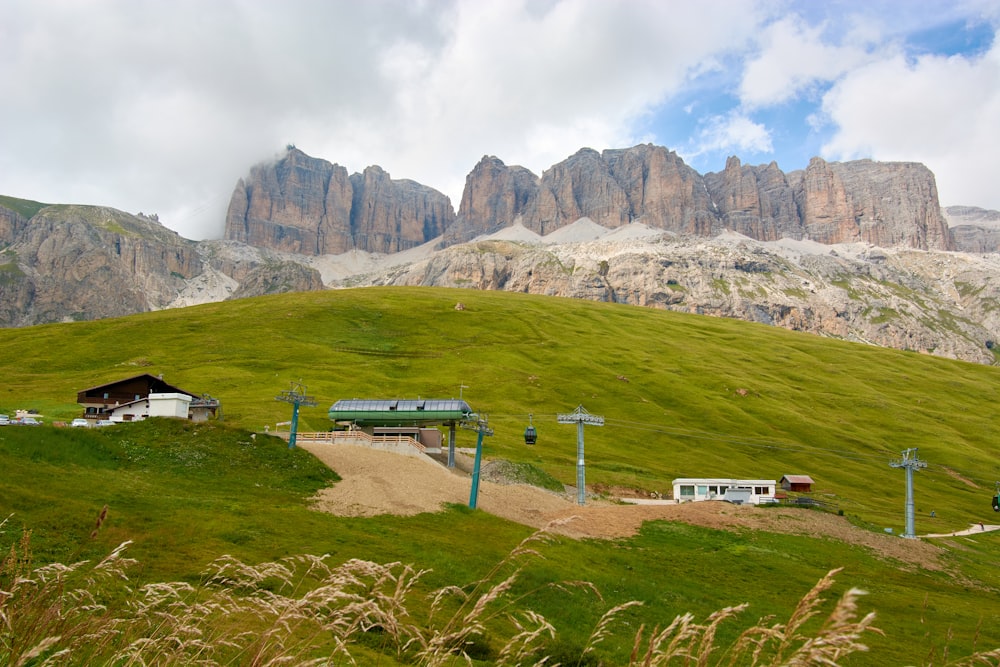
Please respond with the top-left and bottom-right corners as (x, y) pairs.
(277, 430), (427, 453)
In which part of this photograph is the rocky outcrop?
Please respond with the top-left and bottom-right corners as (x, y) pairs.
(225, 148), (355, 256)
(703, 157), (797, 241)
(349, 166), (454, 254)
(446, 146), (954, 251)
(225, 148), (454, 255)
(0, 206), (203, 326)
(792, 158), (952, 249)
(447, 156), (541, 243)
(445, 145), (715, 244)
(227, 260), (325, 300)
(950, 226), (1000, 253)
(0, 202), (332, 326)
(944, 206), (1000, 253)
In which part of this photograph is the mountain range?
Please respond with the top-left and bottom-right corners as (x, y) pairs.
(3, 144), (1000, 364)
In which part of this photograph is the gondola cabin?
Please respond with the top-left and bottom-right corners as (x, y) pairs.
(523, 414), (537, 445)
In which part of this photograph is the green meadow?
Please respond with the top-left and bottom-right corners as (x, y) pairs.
(1, 286), (999, 664)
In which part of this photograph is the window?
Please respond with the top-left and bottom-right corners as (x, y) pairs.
(679, 485), (695, 498)
(697, 485), (708, 495)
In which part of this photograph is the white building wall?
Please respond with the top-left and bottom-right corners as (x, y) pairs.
(148, 393), (192, 419)
(672, 478), (777, 505)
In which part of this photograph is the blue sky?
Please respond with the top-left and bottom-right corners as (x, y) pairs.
(2, 0), (998, 240)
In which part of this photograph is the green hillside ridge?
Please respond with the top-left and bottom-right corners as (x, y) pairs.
(2, 286), (997, 530)
(0, 194), (49, 219)
(2, 286), (999, 664)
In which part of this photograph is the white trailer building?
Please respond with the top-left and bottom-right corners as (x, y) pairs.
(672, 478), (777, 505)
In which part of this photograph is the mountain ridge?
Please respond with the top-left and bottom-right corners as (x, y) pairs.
(226, 145), (956, 254)
(3, 144), (1000, 365)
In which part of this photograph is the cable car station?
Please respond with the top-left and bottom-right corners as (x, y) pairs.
(322, 398), (476, 468)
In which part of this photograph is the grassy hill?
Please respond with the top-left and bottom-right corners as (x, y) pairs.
(2, 286), (999, 664)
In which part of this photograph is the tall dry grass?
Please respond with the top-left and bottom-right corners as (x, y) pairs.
(2, 515), (997, 666)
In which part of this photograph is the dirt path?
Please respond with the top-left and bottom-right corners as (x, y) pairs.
(923, 524), (1000, 537)
(301, 442), (949, 570)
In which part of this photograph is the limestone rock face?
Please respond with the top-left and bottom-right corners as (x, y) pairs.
(226, 148), (453, 255)
(0, 202), (332, 327)
(447, 145), (717, 245)
(600, 144), (715, 234)
(703, 157), (797, 241)
(944, 206), (1000, 253)
(0, 206), (202, 326)
(793, 158), (953, 250)
(227, 260), (325, 300)
(225, 148), (351, 255)
(446, 156), (542, 244)
(949, 225), (1000, 253)
(450, 146), (951, 251)
(349, 166), (453, 254)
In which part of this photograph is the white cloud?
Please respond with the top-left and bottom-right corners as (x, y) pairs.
(339, 0), (766, 202)
(688, 112), (773, 159)
(2, 0), (999, 242)
(820, 37), (1000, 208)
(0, 0), (769, 239)
(739, 14), (877, 108)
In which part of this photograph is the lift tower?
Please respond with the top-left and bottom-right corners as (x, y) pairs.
(890, 447), (927, 538)
(558, 405), (604, 506)
(461, 415), (493, 509)
(276, 381), (317, 450)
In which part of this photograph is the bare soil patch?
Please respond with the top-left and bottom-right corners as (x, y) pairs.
(301, 443), (945, 570)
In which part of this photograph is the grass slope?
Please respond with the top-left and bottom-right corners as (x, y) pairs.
(0, 194), (49, 219)
(2, 286), (999, 663)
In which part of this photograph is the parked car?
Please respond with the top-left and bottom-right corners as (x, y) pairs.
(19, 416), (41, 426)
(0, 415), (9, 426)
(71, 418), (90, 428)
(94, 420), (115, 427)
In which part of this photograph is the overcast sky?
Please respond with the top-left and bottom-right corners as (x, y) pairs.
(2, 0), (998, 240)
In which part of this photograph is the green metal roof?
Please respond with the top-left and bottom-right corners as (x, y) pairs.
(328, 399), (474, 426)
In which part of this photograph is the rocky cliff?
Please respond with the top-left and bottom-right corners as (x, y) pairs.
(225, 148), (454, 255)
(944, 206), (1000, 253)
(0, 204), (324, 326)
(0, 206), (203, 327)
(446, 146), (954, 251)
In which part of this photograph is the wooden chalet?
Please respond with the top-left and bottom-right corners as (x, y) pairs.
(76, 373), (220, 423)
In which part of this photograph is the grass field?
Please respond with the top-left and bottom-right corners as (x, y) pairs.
(2, 286), (999, 664)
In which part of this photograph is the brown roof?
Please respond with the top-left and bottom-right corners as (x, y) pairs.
(78, 373), (194, 397)
(781, 475), (815, 484)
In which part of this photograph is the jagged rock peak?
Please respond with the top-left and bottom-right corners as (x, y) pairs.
(228, 143), (956, 256)
(224, 147), (455, 256)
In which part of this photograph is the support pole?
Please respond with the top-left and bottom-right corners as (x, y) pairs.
(448, 422), (457, 468)
(469, 428), (485, 509)
(275, 381), (317, 450)
(461, 415), (493, 509)
(290, 402), (301, 449)
(575, 420), (585, 504)
(890, 448), (927, 538)
(557, 405), (604, 506)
